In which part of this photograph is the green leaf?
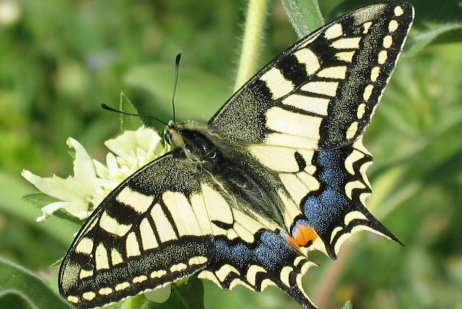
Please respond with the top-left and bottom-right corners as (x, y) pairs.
(145, 278), (205, 309)
(0, 257), (73, 309)
(119, 294), (146, 309)
(0, 291), (35, 309)
(119, 92), (144, 131)
(281, 0), (324, 38)
(22, 192), (59, 209)
(22, 193), (82, 225)
(405, 22), (462, 56)
(124, 63), (230, 123)
(144, 285), (172, 303)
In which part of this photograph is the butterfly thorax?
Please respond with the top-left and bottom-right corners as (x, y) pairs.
(164, 120), (287, 229)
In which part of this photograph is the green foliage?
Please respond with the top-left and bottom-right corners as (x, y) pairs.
(124, 63), (229, 122)
(0, 257), (73, 309)
(148, 278), (205, 309)
(1, 0), (461, 308)
(118, 93), (144, 131)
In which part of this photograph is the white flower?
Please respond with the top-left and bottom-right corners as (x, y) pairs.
(94, 126), (164, 196)
(22, 126), (164, 222)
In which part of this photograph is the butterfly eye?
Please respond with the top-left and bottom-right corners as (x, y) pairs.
(164, 131), (172, 145)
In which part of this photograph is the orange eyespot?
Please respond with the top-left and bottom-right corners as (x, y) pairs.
(287, 224), (319, 248)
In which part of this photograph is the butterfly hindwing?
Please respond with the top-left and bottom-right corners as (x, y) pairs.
(247, 139), (398, 259)
(59, 151), (216, 308)
(210, 2), (414, 150)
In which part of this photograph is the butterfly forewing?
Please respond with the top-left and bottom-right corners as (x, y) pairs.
(59, 151), (216, 308)
(210, 2), (414, 150)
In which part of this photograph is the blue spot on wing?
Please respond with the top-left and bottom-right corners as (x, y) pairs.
(213, 231), (296, 273)
(303, 189), (349, 235)
(255, 231), (295, 271)
(215, 240), (251, 270)
(316, 148), (348, 189)
(298, 147), (359, 258)
(302, 148), (351, 235)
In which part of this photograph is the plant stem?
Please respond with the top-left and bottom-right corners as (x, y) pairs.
(314, 240), (355, 308)
(234, 0), (268, 91)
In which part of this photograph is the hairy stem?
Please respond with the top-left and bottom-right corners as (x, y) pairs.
(234, 0), (268, 91)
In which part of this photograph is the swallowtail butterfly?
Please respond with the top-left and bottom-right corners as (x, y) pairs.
(59, 2), (414, 308)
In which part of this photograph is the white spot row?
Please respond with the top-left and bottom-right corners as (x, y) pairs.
(70, 255), (209, 304)
(347, 9), (404, 141)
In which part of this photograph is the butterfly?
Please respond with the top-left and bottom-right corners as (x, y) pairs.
(59, 2), (414, 308)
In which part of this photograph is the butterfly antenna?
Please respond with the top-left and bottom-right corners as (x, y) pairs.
(101, 104), (168, 126)
(172, 53), (181, 123)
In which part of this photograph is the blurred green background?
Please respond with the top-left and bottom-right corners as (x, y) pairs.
(1, 0), (461, 308)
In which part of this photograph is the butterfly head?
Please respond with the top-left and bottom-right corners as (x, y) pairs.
(164, 120), (185, 149)
(164, 121), (216, 161)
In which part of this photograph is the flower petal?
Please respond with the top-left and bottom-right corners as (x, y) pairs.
(105, 126), (161, 161)
(36, 201), (70, 222)
(67, 138), (99, 190)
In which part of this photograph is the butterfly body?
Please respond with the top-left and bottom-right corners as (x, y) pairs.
(59, 2), (414, 308)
